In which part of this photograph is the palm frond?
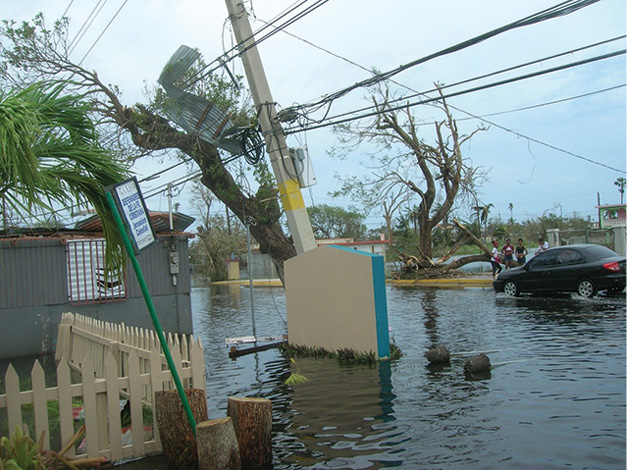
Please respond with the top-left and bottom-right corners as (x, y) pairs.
(0, 81), (130, 269)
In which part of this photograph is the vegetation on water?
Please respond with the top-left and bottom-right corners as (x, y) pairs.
(279, 342), (403, 368)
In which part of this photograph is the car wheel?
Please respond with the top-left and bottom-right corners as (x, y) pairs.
(577, 279), (597, 298)
(503, 281), (519, 297)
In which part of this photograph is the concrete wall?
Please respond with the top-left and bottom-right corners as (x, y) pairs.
(285, 245), (389, 358)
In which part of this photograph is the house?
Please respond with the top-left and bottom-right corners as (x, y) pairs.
(0, 212), (195, 360)
(596, 203), (626, 256)
(597, 203), (626, 229)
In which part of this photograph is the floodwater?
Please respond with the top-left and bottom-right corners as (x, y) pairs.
(192, 284), (626, 469)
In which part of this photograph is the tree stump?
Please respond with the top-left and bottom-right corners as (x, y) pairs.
(425, 346), (450, 365)
(196, 418), (241, 470)
(155, 388), (208, 470)
(464, 353), (491, 373)
(226, 397), (272, 470)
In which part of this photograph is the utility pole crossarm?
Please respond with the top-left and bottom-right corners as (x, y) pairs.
(225, 0), (316, 254)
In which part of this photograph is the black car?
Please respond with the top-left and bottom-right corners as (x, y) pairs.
(493, 244), (626, 297)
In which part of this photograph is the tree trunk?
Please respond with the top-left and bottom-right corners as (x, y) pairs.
(154, 389), (208, 470)
(121, 109), (296, 284)
(196, 418), (241, 470)
(446, 253), (490, 270)
(226, 397), (273, 470)
(436, 234), (470, 265)
(453, 219), (492, 257)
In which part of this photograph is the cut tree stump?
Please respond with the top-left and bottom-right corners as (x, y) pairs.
(196, 418), (241, 470)
(227, 397), (272, 470)
(155, 388), (208, 470)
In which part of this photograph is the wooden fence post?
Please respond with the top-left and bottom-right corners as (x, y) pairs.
(56, 358), (75, 458)
(5, 365), (21, 434)
(226, 397), (272, 470)
(31, 361), (50, 450)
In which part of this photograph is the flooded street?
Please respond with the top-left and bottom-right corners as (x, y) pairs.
(193, 285), (626, 469)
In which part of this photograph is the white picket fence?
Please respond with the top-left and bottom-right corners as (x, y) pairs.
(0, 313), (205, 462)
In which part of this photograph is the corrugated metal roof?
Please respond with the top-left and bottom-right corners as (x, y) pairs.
(74, 211), (195, 233)
(158, 45), (243, 155)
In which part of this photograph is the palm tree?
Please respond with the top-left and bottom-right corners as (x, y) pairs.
(508, 202), (514, 225)
(0, 82), (129, 266)
(615, 177), (626, 204)
(472, 203), (493, 239)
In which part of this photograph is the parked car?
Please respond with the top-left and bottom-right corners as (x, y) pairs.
(493, 244), (626, 297)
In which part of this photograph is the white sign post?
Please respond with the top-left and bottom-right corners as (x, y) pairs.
(109, 177), (156, 253)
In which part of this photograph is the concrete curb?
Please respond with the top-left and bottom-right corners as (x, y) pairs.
(212, 277), (493, 288)
(388, 277), (493, 287)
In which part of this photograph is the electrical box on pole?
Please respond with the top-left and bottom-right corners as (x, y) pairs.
(290, 147), (317, 188)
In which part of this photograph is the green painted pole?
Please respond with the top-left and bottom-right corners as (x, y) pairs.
(105, 191), (197, 436)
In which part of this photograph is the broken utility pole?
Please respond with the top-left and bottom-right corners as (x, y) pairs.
(225, 0), (316, 254)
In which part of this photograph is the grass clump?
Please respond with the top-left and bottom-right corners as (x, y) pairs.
(279, 342), (402, 366)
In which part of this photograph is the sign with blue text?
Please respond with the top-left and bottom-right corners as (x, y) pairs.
(109, 177), (156, 253)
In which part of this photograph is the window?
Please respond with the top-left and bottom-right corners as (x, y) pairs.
(528, 251), (556, 270)
(67, 239), (126, 304)
(556, 249), (584, 265)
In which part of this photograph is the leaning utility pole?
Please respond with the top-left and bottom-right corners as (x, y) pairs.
(225, 0), (316, 254)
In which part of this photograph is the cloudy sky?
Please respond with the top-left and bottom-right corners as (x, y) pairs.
(2, 0), (626, 231)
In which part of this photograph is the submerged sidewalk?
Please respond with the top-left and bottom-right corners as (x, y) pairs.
(212, 274), (493, 288)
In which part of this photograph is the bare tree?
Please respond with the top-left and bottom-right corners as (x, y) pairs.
(332, 85), (487, 272)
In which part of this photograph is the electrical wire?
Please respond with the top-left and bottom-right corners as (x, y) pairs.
(289, 36), (625, 126)
(455, 83), (625, 122)
(284, 0), (602, 117)
(61, 0), (76, 19)
(68, 0), (107, 53)
(78, 0), (129, 66)
(285, 49), (625, 134)
(182, 0), (329, 90)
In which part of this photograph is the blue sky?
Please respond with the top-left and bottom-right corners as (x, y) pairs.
(2, 0), (625, 231)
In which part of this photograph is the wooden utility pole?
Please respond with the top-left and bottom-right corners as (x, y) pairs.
(225, 0), (316, 254)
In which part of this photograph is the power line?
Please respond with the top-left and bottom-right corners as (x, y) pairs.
(67, 0), (107, 54)
(283, 0), (602, 117)
(183, 0), (329, 90)
(349, 37), (627, 124)
(456, 83), (625, 121)
(285, 50), (626, 173)
(78, 0), (129, 66)
(286, 49), (625, 132)
(61, 0), (75, 19)
(282, 37), (625, 126)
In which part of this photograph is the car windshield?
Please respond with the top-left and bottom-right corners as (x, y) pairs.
(583, 245), (619, 260)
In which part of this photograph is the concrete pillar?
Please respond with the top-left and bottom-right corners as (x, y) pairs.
(226, 259), (240, 280)
(546, 228), (560, 248)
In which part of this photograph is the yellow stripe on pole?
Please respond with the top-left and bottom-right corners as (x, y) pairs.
(278, 180), (306, 211)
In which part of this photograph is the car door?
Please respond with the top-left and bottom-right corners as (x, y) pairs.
(550, 248), (586, 290)
(523, 250), (557, 291)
